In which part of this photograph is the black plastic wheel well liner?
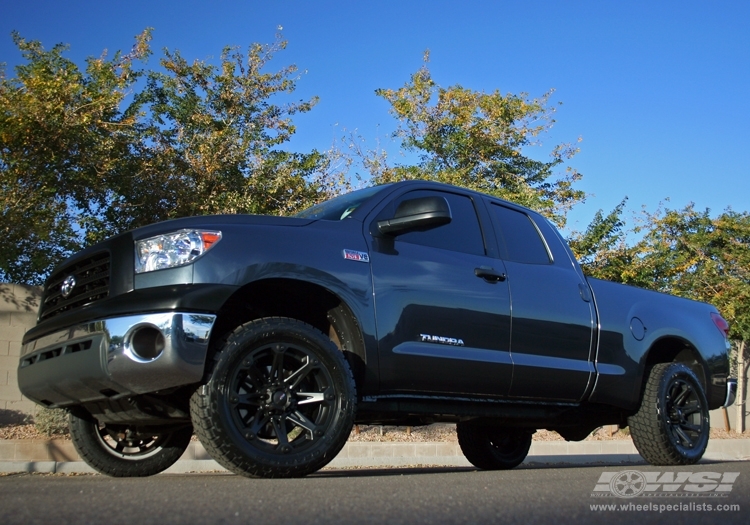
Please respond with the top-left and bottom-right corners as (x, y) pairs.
(211, 278), (367, 385)
(641, 337), (707, 399)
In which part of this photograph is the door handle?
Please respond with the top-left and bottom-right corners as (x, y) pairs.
(474, 266), (506, 283)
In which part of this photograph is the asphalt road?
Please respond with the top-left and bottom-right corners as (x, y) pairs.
(1, 461), (748, 525)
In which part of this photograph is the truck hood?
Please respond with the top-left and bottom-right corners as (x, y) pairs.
(131, 214), (315, 240)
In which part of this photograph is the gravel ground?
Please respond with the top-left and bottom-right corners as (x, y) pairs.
(348, 425), (632, 442)
(2, 422), (747, 442)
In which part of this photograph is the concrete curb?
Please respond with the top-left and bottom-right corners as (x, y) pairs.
(1, 439), (748, 474)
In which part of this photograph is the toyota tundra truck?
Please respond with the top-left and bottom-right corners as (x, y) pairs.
(18, 181), (737, 478)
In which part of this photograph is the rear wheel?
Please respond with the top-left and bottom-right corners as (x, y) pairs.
(457, 422), (532, 470)
(68, 413), (192, 477)
(191, 317), (356, 478)
(628, 362), (709, 465)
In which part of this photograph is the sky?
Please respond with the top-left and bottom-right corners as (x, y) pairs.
(1, 0), (748, 234)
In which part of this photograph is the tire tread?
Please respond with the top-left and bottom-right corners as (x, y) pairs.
(628, 362), (708, 466)
(68, 414), (192, 477)
(190, 317), (356, 478)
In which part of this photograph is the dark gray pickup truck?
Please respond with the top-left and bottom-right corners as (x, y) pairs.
(18, 181), (737, 478)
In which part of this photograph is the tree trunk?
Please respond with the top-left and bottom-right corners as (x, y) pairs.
(737, 340), (746, 434)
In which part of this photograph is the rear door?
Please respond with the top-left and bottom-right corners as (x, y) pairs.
(490, 203), (595, 401)
(367, 188), (513, 397)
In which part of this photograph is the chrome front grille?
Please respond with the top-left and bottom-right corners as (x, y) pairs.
(40, 252), (111, 320)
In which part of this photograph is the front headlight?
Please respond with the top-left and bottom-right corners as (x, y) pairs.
(135, 229), (222, 274)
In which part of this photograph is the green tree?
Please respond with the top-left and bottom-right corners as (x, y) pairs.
(634, 206), (750, 339)
(0, 30), (151, 283)
(0, 31), (342, 284)
(106, 37), (339, 235)
(370, 53), (585, 226)
(568, 198), (630, 282)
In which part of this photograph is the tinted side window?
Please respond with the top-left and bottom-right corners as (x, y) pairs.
(391, 191), (485, 255)
(492, 204), (551, 264)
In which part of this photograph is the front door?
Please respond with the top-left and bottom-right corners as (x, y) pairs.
(368, 189), (513, 397)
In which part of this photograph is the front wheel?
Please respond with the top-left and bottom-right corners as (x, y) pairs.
(628, 362), (710, 465)
(457, 423), (532, 470)
(68, 413), (192, 477)
(190, 317), (356, 478)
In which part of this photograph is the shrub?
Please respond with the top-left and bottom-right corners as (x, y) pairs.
(34, 407), (70, 437)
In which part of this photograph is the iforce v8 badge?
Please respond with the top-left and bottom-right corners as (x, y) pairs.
(342, 249), (370, 263)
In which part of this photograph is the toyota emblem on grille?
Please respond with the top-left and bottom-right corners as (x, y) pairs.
(60, 275), (76, 298)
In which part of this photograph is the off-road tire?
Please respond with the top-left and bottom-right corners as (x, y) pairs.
(457, 423), (532, 470)
(190, 317), (356, 478)
(68, 413), (192, 477)
(628, 362), (710, 465)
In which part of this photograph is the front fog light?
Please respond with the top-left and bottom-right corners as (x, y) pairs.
(130, 326), (166, 360)
(135, 229), (221, 274)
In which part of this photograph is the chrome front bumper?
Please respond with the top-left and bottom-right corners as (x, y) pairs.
(18, 312), (216, 408)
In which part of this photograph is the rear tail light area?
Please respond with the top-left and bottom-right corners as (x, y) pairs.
(710, 312), (730, 338)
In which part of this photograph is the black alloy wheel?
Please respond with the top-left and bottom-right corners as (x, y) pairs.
(191, 317), (356, 478)
(664, 376), (707, 450)
(457, 422), (532, 470)
(629, 362), (709, 465)
(68, 413), (193, 477)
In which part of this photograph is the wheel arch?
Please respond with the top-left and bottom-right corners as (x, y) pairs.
(639, 336), (708, 398)
(634, 335), (710, 407)
(209, 277), (369, 389)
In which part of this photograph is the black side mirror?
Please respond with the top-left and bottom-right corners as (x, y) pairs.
(376, 196), (452, 236)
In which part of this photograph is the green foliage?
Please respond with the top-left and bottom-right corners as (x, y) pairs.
(34, 407), (70, 437)
(0, 30), (345, 284)
(370, 53), (585, 226)
(633, 206), (750, 342)
(0, 30), (151, 283)
(569, 198), (629, 280)
(110, 37), (338, 232)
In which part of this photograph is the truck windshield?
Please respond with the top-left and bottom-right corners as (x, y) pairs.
(295, 185), (390, 221)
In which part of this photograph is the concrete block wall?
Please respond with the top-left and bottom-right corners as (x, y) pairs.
(0, 284), (42, 424)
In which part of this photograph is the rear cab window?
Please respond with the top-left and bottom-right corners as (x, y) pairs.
(491, 203), (551, 264)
